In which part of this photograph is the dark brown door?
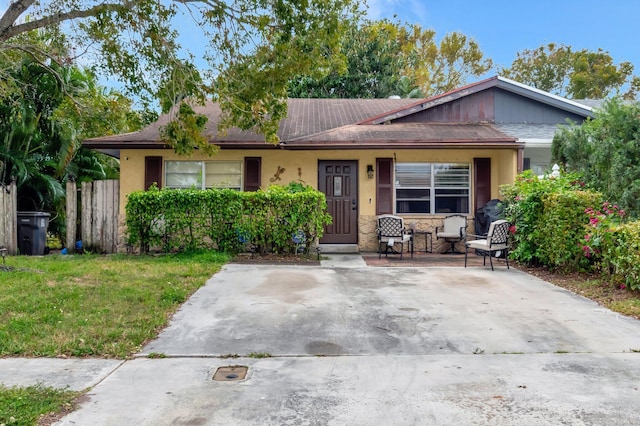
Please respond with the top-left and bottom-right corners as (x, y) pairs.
(318, 161), (358, 244)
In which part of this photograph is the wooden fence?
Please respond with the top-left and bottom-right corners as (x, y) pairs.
(0, 180), (17, 255)
(66, 179), (120, 254)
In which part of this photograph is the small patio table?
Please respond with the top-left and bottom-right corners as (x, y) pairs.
(411, 231), (433, 253)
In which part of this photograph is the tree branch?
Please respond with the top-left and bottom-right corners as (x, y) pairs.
(0, 0), (37, 37)
(0, 1), (136, 42)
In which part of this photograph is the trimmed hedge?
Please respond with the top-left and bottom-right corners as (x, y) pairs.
(535, 190), (602, 270)
(600, 222), (640, 290)
(501, 170), (602, 271)
(125, 184), (332, 254)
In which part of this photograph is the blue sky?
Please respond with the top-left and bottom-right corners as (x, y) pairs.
(367, 0), (638, 74)
(1, 0), (637, 87)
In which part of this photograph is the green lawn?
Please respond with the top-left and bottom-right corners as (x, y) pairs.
(0, 384), (77, 426)
(0, 251), (228, 424)
(0, 251), (228, 358)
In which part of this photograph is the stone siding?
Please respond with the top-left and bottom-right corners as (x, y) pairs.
(359, 215), (473, 254)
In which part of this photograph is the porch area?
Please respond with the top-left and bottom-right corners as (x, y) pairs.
(362, 250), (509, 268)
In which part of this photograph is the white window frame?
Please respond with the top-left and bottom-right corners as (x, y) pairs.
(164, 160), (243, 190)
(395, 162), (470, 214)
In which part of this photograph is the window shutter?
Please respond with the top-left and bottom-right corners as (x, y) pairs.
(376, 158), (393, 215)
(473, 158), (491, 212)
(244, 157), (261, 191)
(144, 156), (163, 190)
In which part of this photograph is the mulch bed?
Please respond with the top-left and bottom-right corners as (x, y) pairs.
(231, 252), (321, 265)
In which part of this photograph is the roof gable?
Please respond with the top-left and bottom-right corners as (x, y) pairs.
(362, 76), (595, 125)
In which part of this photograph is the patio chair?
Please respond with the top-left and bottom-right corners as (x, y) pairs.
(464, 219), (510, 271)
(377, 215), (413, 259)
(435, 214), (467, 254)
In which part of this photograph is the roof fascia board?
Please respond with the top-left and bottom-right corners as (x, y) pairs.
(281, 141), (523, 150)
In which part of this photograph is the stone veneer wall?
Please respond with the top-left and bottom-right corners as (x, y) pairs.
(358, 215), (473, 254)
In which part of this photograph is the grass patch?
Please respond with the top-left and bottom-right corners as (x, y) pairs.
(0, 384), (77, 426)
(247, 352), (272, 358)
(0, 251), (228, 358)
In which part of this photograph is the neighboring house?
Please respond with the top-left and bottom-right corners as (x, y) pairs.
(83, 76), (591, 252)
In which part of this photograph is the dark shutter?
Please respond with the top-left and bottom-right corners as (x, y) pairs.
(376, 158), (393, 215)
(244, 157), (261, 191)
(473, 158), (491, 212)
(144, 156), (163, 190)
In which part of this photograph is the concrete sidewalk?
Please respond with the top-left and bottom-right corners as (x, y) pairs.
(2, 255), (640, 425)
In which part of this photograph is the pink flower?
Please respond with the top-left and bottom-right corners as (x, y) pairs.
(589, 217), (599, 226)
(509, 225), (517, 234)
(584, 234), (591, 241)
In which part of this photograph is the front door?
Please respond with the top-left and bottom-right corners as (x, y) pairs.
(318, 161), (358, 244)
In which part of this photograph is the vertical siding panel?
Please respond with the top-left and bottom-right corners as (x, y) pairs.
(112, 180), (120, 253)
(95, 181), (105, 253)
(81, 181), (93, 250)
(66, 180), (77, 254)
(0, 186), (6, 251)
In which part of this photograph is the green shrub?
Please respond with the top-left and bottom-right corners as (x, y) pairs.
(501, 170), (602, 269)
(535, 190), (602, 270)
(125, 184), (332, 254)
(597, 217), (640, 290)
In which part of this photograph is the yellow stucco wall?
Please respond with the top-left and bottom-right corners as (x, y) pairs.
(119, 147), (518, 251)
(120, 147), (518, 216)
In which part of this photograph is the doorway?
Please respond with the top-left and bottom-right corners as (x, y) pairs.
(318, 161), (358, 244)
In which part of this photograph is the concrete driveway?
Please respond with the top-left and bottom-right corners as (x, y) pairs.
(58, 258), (640, 425)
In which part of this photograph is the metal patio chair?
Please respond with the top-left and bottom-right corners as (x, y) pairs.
(464, 219), (510, 270)
(377, 215), (413, 259)
(435, 214), (467, 254)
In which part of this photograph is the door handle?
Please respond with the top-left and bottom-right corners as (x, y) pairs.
(352, 199), (357, 210)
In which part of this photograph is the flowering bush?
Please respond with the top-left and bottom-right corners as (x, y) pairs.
(581, 202), (626, 266)
(603, 221), (640, 290)
(501, 169), (600, 269)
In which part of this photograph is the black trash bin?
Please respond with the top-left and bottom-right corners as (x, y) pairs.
(474, 199), (504, 236)
(17, 211), (51, 255)
(473, 199), (505, 257)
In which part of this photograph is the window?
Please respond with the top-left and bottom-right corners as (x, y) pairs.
(395, 163), (470, 214)
(165, 161), (242, 190)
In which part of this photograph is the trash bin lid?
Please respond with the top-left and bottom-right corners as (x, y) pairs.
(17, 211), (51, 217)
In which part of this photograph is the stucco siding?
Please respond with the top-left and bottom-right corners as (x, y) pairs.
(119, 147), (518, 250)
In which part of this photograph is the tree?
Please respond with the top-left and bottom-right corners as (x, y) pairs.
(500, 43), (637, 99)
(287, 20), (493, 99)
(0, 0), (361, 150)
(0, 46), (144, 238)
(552, 99), (640, 217)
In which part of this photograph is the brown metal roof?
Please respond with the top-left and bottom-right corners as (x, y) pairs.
(283, 123), (518, 150)
(83, 98), (519, 155)
(84, 98), (421, 145)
